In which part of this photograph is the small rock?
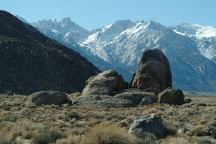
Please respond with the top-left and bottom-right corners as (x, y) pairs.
(185, 98), (192, 103)
(210, 127), (216, 139)
(129, 114), (167, 138)
(177, 128), (186, 136)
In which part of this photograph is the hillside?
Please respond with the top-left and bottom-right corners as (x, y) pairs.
(0, 11), (100, 94)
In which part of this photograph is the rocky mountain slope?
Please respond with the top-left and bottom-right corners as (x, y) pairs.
(0, 11), (99, 94)
(34, 19), (216, 92)
(173, 23), (216, 60)
(32, 17), (89, 43)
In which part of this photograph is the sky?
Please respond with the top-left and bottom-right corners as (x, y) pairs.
(0, 0), (215, 30)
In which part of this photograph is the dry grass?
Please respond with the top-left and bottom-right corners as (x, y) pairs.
(161, 136), (191, 144)
(0, 132), (10, 144)
(80, 123), (137, 144)
(0, 95), (215, 143)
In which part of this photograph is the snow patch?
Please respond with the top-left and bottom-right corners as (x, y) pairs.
(195, 25), (216, 38)
(126, 22), (149, 35)
(64, 32), (71, 37)
(173, 30), (187, 36)
(51, 29), (59, 34)
(83, 32), (99, 44)
(175, 24), (216, 38)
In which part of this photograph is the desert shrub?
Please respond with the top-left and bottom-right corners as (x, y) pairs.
(212, 118), (216, 127)
(80, 123), (137, 144)
(2, 104), (11, 111)
(68, 111), (81, 120)
(210, 126), (216, 139)
(10, 119), (40, 140)
(161, 137), (190, 144)
(197, 139), (212, 144)
(56, 135), (82, 144)
(105, 113), (125, 121)
(22, 131), (35, 139)
(33, 132), (49, 144)
(33, 128), (65, 144)
(68, 92), (81, 99)
(0, 133), (11, 144)
(74, 121), (88, 128)
(137, 133), (156, 144)
(0, 119), (39, 141)
(71, 127), (87, 135)
(84, 111), (104, 120)
(189, 126), (209, 136)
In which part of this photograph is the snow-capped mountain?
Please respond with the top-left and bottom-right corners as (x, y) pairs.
(174, 23), (216, 38)
(33, 19), (216, 92)
(33, 17), (89, 43)
(173, 23), (216, 61)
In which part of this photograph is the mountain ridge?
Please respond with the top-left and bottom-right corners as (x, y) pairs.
(33, 18), (216, 92)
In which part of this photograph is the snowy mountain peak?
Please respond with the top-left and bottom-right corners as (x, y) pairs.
(147, 20), (167, 30)
(174, 23), (216, 38)
(121, 21), (149, 35)
(111, 20), (134, 27)
(33, 17), (89, 42)
(83, 20), (134, 43)
(61, 17), (72, 23)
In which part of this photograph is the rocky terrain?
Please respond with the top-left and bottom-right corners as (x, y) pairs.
(0, 92), (215, 144)
(0, 11), (99, 94)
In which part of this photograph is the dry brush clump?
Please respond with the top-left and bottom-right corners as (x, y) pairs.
(80, 123), (137, 144)
(0, 132), (11, 144)
(56, 135), (82, 144)
(32, 128), (66, 144)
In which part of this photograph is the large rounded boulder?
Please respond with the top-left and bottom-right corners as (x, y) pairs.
(158, 88), (185, 105)
(82, 70), (127, 96)
(30, 91), (70, 106)
(129, 115), (167, 138)
(132, 49), (172, 92)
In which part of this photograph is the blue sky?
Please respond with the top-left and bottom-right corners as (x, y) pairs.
(0, 0), (215, 30)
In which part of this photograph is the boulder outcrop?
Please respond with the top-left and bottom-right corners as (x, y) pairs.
(79, 49), (185, 107)
(129, 114), (167, 138)
(158, 88), (185, 105)
(30, 91), (70, 106)
(132, 49), (172, 92)
(76, 89), (156, 108)
(82, 70), (127, 96)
